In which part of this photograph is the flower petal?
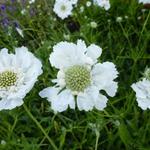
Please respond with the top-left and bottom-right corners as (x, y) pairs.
(94, 94), (108, 110)
(39, 87), (59, 100)
(86, 44), (102, 62)
(49, 41), (92, 69)
(92, 62), (118, 96)
(77, 86), (99, 111)
(136, 98), (150, 110)
(51, 89), (75, 112)
(0, 98), (23, 110)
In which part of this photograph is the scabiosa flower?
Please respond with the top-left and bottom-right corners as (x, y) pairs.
(93, 0), (110, 10)
(53, 0), (73, 19)
(131, 68), (150, 110)
(0, 47), (42, 110)
(39, 40), (118, 112)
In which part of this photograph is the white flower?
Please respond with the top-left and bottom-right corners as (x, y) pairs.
(131, 78), (150, 110)
(86, 1), (92, 7)
(53, 0), (73, 19)
(0, 47), (42, 110)
(90, 21), (98, 28)
(1, 140), (6, 145)
(93, 0), (110, 10)
(80, 6), (84, 13)
(139, 0), (150, 4)
(116, 17), (123, 22)
(68, 0), (78, 5)
(39, 40), (118, 112)
(21, 9), (26, 15)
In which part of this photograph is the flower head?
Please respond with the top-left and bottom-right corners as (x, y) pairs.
(53, 0), (73, 19)
(131, 68), (150, 110)
(93, 0), (110, 10)
(39, 40), (118, 112)
(0, 47), (42, 110)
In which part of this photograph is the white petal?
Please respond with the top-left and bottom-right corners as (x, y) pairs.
(51, 89), (75, 112)
(77, 86), (99, 111)
(131, 79), (150, 99)
(39, 87), (59, 100)
(86, 44), (102, 62)
(0, 48), (14, 70)
(49, 41), (76, 69)
(103, 81), (118, 97)
(0, 98), (23, 110)
(76, 39), (87, 53)
(137, 98), (150, 110)
(131, 78), (150, 110)
(94, 94), (108, 110)
(92, 62), (118, 96)
(49, 41), (91, 69)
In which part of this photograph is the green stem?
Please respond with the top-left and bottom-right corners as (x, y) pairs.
(95, 131), (100, 150)
(23, 104), (58, 150)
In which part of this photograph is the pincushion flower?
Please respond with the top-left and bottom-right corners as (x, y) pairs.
(39, 40), (118, 112)
(131, 68), (150, 110)
(53, 0), (73, 19)
(0, 47), (42, 110)
(93, 0), (110, 10)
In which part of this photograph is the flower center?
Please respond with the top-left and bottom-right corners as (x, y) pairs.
(65, 65), (91, 92)
(61, 5), (66, 11)
(0, 71), (17, 88)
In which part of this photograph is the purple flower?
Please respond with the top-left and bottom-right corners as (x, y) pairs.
(0, 4), (6, 11)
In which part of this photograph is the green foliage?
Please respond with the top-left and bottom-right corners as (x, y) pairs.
(0, 0), (150, 149)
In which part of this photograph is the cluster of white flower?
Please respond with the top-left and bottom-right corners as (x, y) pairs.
(53, 0), (78, 19)
(93, 0), (110, 10)
(0, 40), (150, 112)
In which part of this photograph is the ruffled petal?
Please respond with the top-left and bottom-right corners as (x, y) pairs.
(92, 62), (118, 96)
(39, 87), (60, 100)
(77, 86), (99, 111)
(0, 98), (23, 110)
(0, 48), (14, 70)
(136, 98), (150, 110)
(49, 41), (77, 69)
(131, 79), (150, 99)
(40, 88), (75, 112)
(94, 94), (108, 110)
(51, 89), (75, 112)
(86, 44), (102, 62)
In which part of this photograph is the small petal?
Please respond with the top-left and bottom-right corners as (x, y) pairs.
(77, 86), (99, 111)
(94, 94), (108, 110)
(86, 44), (102, 62)
(92, 62), (118, 96)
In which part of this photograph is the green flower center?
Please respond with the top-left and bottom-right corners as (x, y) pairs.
(61, 5), (66, 11)
(65, 65), (91, 92)
(0, 71), (17, 88)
